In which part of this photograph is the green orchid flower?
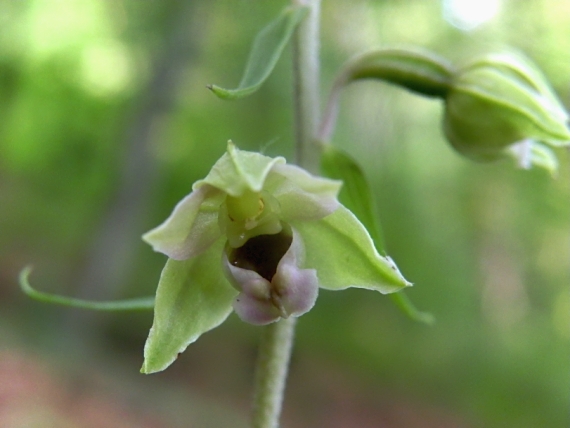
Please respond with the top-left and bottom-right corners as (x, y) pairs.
(141, 142), (411, 373)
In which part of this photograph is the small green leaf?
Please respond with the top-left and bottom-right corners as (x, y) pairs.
(320, 146), (433, 324)
(293, 206), (411, 294)
(142, 239), (238, 374)
(19, 266), (155, 311)
(208, 5), (308, 100)
(320, 145), (386, 254)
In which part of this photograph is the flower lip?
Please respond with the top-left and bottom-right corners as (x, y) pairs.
(222, 226), (319, 325)
(228, 228), (293, 282)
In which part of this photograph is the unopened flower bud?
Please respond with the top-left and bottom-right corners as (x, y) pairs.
(443, 53), (570, 163)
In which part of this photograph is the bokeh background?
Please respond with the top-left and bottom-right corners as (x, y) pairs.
(1, 0), (569, 427)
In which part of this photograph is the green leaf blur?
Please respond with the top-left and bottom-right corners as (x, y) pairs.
(2, 1), (569, 427)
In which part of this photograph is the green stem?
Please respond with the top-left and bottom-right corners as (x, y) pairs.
(251, 1), (321, 427)
(292, 0), (321, 173)
(252, 318), (297, 428)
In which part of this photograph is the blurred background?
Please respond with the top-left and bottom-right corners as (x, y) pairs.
(1, 0), (569, 427)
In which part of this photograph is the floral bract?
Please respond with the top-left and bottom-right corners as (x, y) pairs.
(141, 142), (411, 373)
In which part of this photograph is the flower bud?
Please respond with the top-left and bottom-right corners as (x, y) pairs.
(443, 53), (570, 163)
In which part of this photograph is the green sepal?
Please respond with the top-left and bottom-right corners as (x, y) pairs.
(141, 238), (238, 374)
(293, 206), (411, 294)
(337, 47), (455, 98)
(19, 266), (155, 311)
(208, 5), (308, 100)
(461, 53), (568, 123)
(320, 146), (433, 323)
(194, 142), (285, 197)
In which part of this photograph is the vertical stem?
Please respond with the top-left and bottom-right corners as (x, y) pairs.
(293, 0), (321, 173)
(252, 318), (297, 428)
(251, 1), (321, 427)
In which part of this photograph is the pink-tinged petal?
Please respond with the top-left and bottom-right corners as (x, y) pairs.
(143, 185), (225, 260)
(272, 228), (318, 317)
(265, 163), (341, 221)
(233, 293), (282, 325)
(222, 250), (271, 298)
(222, 227), (318, 325)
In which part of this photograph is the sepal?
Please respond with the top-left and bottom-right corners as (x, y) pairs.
(142, 185), (224, 260)
(293, 205), (411, 293)
(195, 142), (285, 197)
(142, 239), (237, 374)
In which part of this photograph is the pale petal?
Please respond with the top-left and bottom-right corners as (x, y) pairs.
(143, 185), (225, 260)
(222, 228), (318, 324)
(142, 238), (237, 374)
(233, 293), (282, 325)
(222, 250), (272, 298)
(272, 228), (319, 317)
(265, 163), (342, 221)
(194, 142), (285, 197)
(292, 205), (412, 293)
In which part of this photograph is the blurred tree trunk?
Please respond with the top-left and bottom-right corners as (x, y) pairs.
(64, 0), (204, 345)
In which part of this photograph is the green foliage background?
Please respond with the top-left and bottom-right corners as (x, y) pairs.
(1, 0), (568, 427)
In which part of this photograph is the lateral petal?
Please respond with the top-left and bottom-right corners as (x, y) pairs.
(143, 185), (225, 260)
(266, 163), (341, 221)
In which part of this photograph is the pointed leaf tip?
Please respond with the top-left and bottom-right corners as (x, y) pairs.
(19, 266), (155, 311)
(390, 292), (435, 325)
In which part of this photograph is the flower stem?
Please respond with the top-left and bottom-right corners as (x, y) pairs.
(251, 1), (321, 427)
(292, 0), (321, 173)
(252, 318), (297, 428)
